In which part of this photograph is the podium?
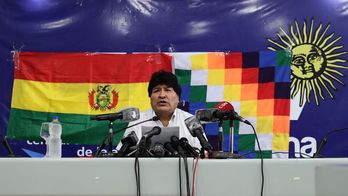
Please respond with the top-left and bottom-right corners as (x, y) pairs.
(0, 158), (347, 196)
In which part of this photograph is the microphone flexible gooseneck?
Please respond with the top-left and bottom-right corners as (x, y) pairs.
(313, 127), (348, 158)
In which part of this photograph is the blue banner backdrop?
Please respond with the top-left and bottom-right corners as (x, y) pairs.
(1, 0), (348, 157)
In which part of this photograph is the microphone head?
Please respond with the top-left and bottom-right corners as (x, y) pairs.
(195, 108), (219, 122)
(121, 107), (140, 122)
(215, 101), (234, 112)
(184, 116), (204, 137)
(121, 131), (138, 146)
(164, 141), (179, 156)
(214, 101), (236, 121)
(179, 137), (189, 146)
(152, 116), (160, 121)
(143, 126), (162, 139)
(150, 142), (166, 157)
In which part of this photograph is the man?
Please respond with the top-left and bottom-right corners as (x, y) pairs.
(118, 70), (202, 150)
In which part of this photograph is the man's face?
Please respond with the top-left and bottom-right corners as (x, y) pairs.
(150, 84), (179, 117)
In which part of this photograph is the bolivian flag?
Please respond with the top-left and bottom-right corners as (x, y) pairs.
(7, 52), (172, 144)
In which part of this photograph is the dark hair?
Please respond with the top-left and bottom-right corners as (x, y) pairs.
(148, 70), (181, 97)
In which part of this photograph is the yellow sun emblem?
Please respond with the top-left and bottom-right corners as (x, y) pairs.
(267, 19), (348, 106)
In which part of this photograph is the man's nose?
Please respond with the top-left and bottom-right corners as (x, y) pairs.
(159, 89), (166, 97)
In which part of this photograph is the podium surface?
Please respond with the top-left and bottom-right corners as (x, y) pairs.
(0, 158), (347, 196)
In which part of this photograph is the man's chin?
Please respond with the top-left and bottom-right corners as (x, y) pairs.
(154, 108), (173, 115)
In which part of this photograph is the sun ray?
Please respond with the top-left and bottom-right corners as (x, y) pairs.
(319, 33), (335, 48)
(300, 80), (306, 106)
(295, 20), (304, 44)
(322, 36), (342, 51)
(308, 19), (314, 43)
(303, 20), (308, 43)
(277, 33), (293, 48)
(326, 68), (344, 77)
(310, 80), (319, 105)
(315, 23), (330, 45)
(267, 39), (287, 50)
(327, 63), (348, 70)
(328, 59), (347, 64)
(280, 27), (295, 45)
(290, 77), (297, 89)
(318, 77), (334, 99)
(305, 80), (311, 102)
(323, 71), (345, 85)
(291, 79), (301, 98)
(312, 22), (323, 44)
(327, 51), (348, 59)
(290, 25), (300, 45)
(325, 46), (343, 55)
(314, 78), (325, 100)
(321, 75), (339, 89)
(267, 46), (276, 51)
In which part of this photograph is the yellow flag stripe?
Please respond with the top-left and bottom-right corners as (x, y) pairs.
(12, 79), (151, 115)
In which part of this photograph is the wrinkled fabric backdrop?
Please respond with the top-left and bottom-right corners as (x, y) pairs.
(1, 0), (348, 158)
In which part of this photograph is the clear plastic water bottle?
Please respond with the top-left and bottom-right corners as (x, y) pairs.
(47, 116), (62, 158)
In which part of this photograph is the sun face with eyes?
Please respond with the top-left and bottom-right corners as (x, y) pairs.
(267, 19), (348, 106)
(291, 44), (326, 79)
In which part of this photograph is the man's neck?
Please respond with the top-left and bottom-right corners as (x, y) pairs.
(156, 111), (175, 127)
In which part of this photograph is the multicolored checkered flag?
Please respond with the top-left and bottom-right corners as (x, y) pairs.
(173, 51), (291, 158)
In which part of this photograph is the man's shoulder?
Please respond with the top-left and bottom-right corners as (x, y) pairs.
(176, 108), (193, 118)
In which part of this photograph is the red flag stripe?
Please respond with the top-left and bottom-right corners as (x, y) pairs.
(14, 52), (172, 83)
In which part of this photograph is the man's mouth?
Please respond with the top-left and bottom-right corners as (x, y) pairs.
(158, 100), (167, 105)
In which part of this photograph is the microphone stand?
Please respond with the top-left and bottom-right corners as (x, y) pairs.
(127, 138), (154, 157)
(228, 119), (234, 153)
(208, 119), (244, 159)
(106, 120), (115, 156)
(95, 119), (117, 157)
(217, 120), (223, 151)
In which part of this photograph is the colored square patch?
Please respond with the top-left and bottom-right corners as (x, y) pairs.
(274, 99), (290, 115)
(242, 68), (259, 84)
(259, 51), (277, 67)
(190, 86), (207, 102)
(257, 99), (274, 116)
(224, 85), (241, 101)
(273, 115), (290, 134)
(225, 52), (242, 68)
(208, 69), (225, 85)
(241, 84), (258, 100)
(258, 67), (275, 83)
(208, 53), (225, 69)
(175, 69), (191, 85)
(191, 54), (208, 70)
(258, 82), (275, 100)
(242, 52), (259, 68)
(225, 68), (242, 84)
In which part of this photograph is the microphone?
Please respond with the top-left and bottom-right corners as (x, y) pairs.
(95, 116), (159, 157)
(195, 101), (251, 125)
(185, 116), (213, 152)
(117, 131), (138, 157)
(138, 126), (161, 152)
(149, 142), (166, 157)
(180, 137), (199, 157)
(164, 141), (179, 156)
(170, 136), (186, 157)
(142, 126), (161, 140)
(90, 107), (140, 122)
(313, 127), (348, 158)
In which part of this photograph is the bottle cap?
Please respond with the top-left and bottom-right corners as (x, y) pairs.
(52, 116), (59, 120)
